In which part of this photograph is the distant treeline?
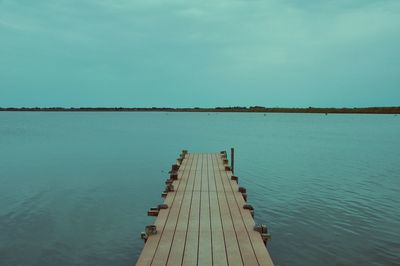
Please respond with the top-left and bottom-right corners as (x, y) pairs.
(0, 106), (399, 114)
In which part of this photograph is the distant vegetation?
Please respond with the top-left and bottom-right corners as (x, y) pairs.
(1, 106), (399, 114)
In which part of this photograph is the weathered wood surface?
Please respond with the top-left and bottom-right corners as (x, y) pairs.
(136, 152), (274, 266)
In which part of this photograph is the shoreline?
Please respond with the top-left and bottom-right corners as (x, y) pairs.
(0, 107), (399, 114)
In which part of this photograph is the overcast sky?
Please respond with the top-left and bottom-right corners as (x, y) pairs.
(1, 0), (399, 107)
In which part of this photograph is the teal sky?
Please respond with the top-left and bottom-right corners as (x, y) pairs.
(1, 0), (399, 107)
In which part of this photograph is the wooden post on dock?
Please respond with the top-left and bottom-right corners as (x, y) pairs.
(231, 147), (235, 174)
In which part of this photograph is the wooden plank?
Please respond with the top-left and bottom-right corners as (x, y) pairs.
(214, 154), (259, 266)
(198, 154), (212, 265)
(212, 154), (244, 266)
(151, 154), (195, 265)
(208, 154), (228, 266)
(223, 165), (274, 266)
(182, 154), (203, 266)
(166, 154), (199, 265)
(136, 154), (191, 266)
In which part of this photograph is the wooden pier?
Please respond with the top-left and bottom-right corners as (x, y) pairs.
(136, 151), (274, 266)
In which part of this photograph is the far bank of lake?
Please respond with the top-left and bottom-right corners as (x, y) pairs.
(1, 106), (400, 114)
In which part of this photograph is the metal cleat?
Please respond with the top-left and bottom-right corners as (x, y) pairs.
(242, 193), (247, 202)
(243, 204), (254, 217)
(145, 225), (157, 235)
(158, 204), (168, 209)
(231, 175), (238, 183)
(171, 164), (180, 172)
(238, 187), (246, 193)
(254, 224), (268, 234)
(170, 173), (178, 180)
(166, 184), (174, 192)
(243, 204), (254, 210)
(141, 232), (148, 242)
(261, 233), (271, 245)
(147, 209), (159, 216)
(180, 150), (188, 158)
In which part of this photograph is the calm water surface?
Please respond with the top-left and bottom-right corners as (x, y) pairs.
(0, 112), (399, 266)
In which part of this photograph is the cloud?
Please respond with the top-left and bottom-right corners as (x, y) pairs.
(0, 0), (399, 107)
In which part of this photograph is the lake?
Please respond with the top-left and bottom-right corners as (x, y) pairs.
(0, 112), (399, 265)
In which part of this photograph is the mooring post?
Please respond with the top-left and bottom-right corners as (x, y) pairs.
(231, 147), (235, 174)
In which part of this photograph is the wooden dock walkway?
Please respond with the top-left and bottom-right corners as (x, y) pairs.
(136, 151), (274, 266)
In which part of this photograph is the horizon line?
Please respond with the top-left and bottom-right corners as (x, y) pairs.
(1, 106), (399, 114)
(1, 105), (400, 109)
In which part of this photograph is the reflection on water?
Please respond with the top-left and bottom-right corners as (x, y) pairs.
(0, 112), (399, 265)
